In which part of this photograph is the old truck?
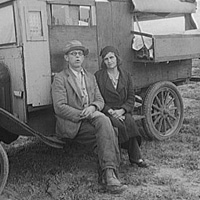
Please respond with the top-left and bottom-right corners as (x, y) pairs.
(0, 0), (199, 194)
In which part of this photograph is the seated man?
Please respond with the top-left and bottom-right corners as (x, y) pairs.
(51, 40), (127, 194)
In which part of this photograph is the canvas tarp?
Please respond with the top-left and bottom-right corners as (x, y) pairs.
(132, 0), (197, 13)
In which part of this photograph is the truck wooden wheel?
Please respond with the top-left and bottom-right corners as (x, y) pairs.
(0, 143), (9, 195)
(142, 81), (184, 140)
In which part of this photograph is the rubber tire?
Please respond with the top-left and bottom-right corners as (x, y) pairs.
(0, 143), (9, 195)
(142, 81), (184, 140)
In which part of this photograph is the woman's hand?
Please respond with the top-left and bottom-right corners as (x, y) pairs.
(108, 108), (125, 121)
(113, 109), (125, 117)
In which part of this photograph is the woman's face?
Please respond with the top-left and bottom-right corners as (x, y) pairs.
(103, 52), (117, 69)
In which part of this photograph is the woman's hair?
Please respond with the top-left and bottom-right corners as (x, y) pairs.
(100, 46), (122, 69)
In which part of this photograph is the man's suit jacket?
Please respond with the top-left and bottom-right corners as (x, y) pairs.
(51, 66), (104, 139)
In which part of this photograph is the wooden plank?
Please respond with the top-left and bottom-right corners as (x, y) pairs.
(46, 0), (95, 6)
(134, 13), (184, 22)
(154, 33), (200, 39)
(131, 0), (196, 14)
(111, 0), (136, 72)
(96, 1), (113, 62)
(154, 35), (200, 62)
(13, 0), (23, 45)
(130, 59), (192, 90)
(96, 0), (134, 71)
(49, 26), (98, 74)
(154, 54), (200, 63)
(0, 0), (12, 4)
(131, 31), (153, 38)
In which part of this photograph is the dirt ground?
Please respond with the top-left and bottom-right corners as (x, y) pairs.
(1, 60), (200, 200)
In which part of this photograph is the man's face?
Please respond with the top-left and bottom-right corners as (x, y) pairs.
(65, 50), (84, 69)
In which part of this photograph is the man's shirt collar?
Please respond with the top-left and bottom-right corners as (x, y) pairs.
(69, 66), (85, 77)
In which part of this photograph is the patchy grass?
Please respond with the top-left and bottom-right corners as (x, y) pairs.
(1, 62), (200, 200)
(2, 110), (200, 200)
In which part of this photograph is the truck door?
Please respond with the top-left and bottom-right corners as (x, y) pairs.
(21, 0), (51, 109)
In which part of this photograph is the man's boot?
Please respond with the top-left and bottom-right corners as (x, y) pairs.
(104, 168), (128, 194)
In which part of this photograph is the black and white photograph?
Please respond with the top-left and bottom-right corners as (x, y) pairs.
(0, 0), (200, 199)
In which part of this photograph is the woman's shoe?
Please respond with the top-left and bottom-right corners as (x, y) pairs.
(131, 159), (148, 168)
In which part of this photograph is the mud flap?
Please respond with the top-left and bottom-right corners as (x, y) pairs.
(0, 108), (65, 148)
(0, 126), (19, 144)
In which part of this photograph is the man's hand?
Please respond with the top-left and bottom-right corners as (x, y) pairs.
(80, 105), (96, 119)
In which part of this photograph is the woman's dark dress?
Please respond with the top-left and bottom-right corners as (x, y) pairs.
(95, 67), (142, 163)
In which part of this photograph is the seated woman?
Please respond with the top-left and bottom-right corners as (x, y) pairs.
(95, 46), (147, 168)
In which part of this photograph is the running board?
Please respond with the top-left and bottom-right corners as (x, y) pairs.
(0, 108), (64, 149)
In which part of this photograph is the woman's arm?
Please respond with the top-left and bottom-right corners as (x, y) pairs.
(121, 73), (135, 113)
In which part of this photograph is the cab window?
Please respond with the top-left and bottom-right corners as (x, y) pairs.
(0, 4), (16, 45)
(51, 4), (95, 26)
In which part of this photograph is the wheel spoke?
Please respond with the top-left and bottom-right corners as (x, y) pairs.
(152, 103), (162, 111)
(153, 115), (161, 126)
(168, 106), (178, 111)
(166, 96), (175, 107)
(161, 90), (165, 106)
(158, 117), (164, 132)
(155, 95), (162, 107)
(151, 111), (161, 117)
(163, 118), (167, 133)
(168, 112), (178, 121)
(166, 117), (173, 129)
(164, 90), (170, 106)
